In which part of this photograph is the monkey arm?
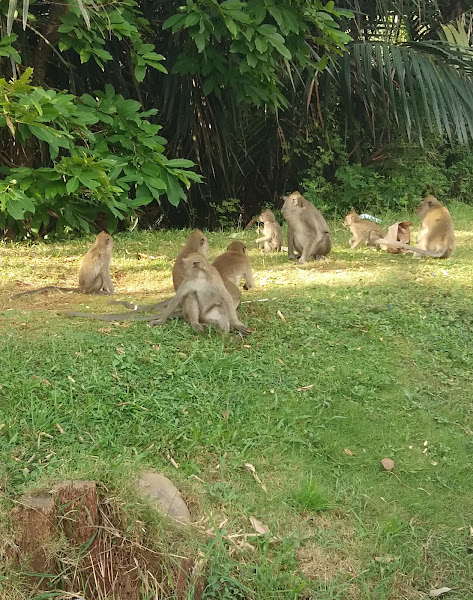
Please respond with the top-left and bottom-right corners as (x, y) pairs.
(255, 233), (271, 244)
(287, 226), (297, 260)
(349, 237), (362, 249)
(243, 269), (255, 290)
(100, 268), (114, 294)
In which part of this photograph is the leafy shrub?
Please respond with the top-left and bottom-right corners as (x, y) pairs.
(0, 71), (201, 237)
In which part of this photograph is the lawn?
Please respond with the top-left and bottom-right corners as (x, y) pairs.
(1, 203), (472, 599)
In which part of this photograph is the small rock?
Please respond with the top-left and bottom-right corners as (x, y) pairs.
(134, 471), (191, 524)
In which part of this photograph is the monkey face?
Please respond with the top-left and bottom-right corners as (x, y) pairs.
(282, 192), (303, 217)
(258, 209), (274, 223)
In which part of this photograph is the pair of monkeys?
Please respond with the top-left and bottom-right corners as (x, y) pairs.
(255, 191), (332, 264)
(344, 194), (456, 258)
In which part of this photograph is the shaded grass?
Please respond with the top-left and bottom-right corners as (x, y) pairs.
(0, 201), (473, 598)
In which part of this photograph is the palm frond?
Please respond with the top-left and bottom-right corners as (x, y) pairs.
(340, 40), (473, 145)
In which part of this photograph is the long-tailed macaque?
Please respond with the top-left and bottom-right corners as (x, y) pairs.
(212, 242), (254, 291)
(281, 191), (331, 264)
(14, 232), (114, 298)
(67, 237), (252, 322)
(255, 210), (283, 252)
(343, 209), (386, 249)
(106, 230), (209, 314)
(375, 195), (455, 258)
(149, 254), (251, 335)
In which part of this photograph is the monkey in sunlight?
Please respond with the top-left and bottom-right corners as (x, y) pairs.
(14, 231), (114, 298)
(375, 195), (455, 258)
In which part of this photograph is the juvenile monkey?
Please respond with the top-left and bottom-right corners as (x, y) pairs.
(212, 242), (254, 291)
(375, 195), (455, 258)
(107, 229), (209, 314)
(14, 231), (114, 298)
(343, 209), (386, 249)
(281, 191), (331, 264)
(149, 254), (251, 335)
(255, 210), (283, 252)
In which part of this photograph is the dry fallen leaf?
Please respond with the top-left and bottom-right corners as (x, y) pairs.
(277, 310), (286, 321)
(179, 352), (188, 359)
(98, 327), (112, 335)
(245, 462), (268, 492)
(429, 588), (452, 597)
(277, 358), (284, 365)
(55, 423), (64, 434)
(374, 556), (398, 563)
(381, 458), (395, 471)
(343, 448), (354, 456)
(166, 454), (180, 469)
(249, 516), (270, 535)
(297, 384), (315, 391)
(222, 410), (230, 421)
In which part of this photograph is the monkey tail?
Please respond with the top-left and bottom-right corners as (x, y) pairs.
(13, 286), (78, 298)
(108, 298), (170, 312)
(375, 239), (447, 257)
(66, 311), (159, 322)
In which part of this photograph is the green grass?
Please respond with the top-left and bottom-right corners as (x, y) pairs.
(1, 201), (473, 599)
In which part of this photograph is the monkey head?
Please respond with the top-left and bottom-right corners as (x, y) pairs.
(226, 241), (247, 255)
(343, 209), (359, 227)
(97, 231), (113, 245)
(258, 209), (276, 224)
(281, 191), (305, 218)
(417, 195), (441, 219)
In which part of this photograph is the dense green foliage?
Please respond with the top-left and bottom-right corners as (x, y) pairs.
(0, 71), (201, 235)
(1, 0), (473, 235)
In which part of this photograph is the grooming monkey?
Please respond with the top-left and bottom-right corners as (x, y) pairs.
(255, 209), (283, 252)
(281, 191), (331, 263)
(374, 195), (455, 258)
(67, 236), (254, 321)
(212, 241), (254, 291)
(148, 254), (251, 335)
(14, 231), (114, 298)
(343, 209), (386, 249)
(104, 229), (209, 314)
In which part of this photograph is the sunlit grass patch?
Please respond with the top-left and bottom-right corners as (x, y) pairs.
(1, 206), (473, 598)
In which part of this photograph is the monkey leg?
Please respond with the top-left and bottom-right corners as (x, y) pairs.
(181, 294), (208, 333)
